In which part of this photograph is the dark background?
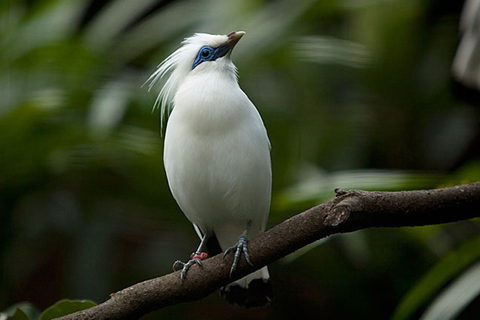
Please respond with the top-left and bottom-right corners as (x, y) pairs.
(1, 0), (480, 319)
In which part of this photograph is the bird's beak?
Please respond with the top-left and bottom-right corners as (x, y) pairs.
(226, 31), (245, 48)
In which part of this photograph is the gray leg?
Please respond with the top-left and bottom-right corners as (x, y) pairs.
(223, 221), (253, 277)
(173, 230), (211, 279)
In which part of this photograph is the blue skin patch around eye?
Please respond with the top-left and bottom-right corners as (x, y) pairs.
(192, 44), (230, 69)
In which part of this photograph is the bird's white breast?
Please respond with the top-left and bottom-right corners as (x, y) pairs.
(163, 68), (271, 233)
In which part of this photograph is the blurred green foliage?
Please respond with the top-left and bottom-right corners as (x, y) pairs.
(38, 299), (97, 320)
(0, 299), (96, 320)
(1, 0), (480, 319)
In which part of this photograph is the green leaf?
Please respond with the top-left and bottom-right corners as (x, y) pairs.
(391, 235), (480, 320)
(3, 309), (29, 320)
(39, 300), (97, 320)
(420, 261), (480, 320)
(0, 308), (29, 320)
(275, 168), (446, 211)
(0, 302), (40, 320)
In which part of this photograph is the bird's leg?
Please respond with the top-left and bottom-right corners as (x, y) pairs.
(223, 221), (253, 277)
(173, 232), (210, 279)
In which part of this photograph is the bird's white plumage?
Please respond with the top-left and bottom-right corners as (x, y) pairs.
(148, 32), (272, 303)
(166, 84), (271, 232)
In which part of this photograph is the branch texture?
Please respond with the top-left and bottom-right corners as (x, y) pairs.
(56, 182), (480, 320)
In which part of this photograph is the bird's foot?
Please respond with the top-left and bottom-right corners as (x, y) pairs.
(223, 235), (253, 277)
(173, 252), (208, 279)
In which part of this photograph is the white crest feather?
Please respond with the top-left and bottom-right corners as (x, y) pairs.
(145, 43), (191, 129)
(145, 33), (231, 130)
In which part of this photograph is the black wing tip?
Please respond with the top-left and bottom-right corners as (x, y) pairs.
(220, 279), (274, 308)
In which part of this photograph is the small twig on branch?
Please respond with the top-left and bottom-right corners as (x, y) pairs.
(56, 182), (480, 320)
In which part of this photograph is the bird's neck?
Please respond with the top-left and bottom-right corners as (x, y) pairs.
(171, 69), (248, 135)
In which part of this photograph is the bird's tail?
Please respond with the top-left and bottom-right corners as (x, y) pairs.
(220, 266), (273, 308)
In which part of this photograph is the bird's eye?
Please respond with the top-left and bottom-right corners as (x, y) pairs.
(192, 46), (216, 69)
(201, 48), (211, 58)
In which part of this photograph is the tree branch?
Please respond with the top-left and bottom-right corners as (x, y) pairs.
(56, 182), (480, 320)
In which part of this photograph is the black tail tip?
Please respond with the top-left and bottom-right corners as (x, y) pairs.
(220, 279), (274, 308)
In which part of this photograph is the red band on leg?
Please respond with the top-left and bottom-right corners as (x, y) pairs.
(192, 252), (208, 260)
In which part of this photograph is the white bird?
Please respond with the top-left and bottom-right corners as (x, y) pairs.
(147, 31), (273, 308)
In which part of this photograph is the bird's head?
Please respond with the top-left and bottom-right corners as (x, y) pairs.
(146, 31), (245, 127)
(190, 31), (245, 70)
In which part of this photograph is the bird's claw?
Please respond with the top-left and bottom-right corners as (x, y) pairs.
(173, 252), (208, 279)
(223, 235), (253, 277)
